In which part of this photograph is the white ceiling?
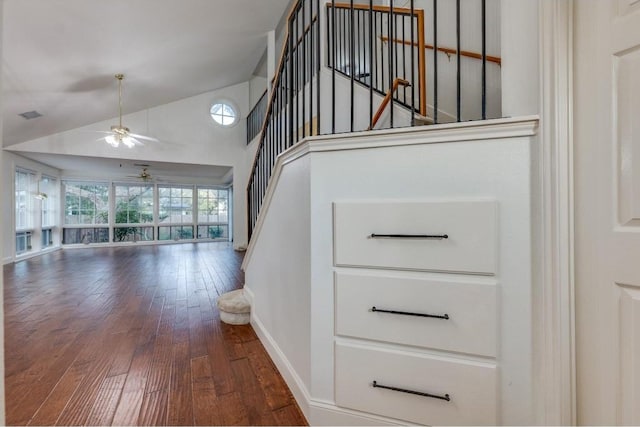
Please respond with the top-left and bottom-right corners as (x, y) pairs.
(1, 0), (289, 147)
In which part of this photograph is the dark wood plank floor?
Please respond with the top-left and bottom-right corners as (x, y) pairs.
(4, 242), (307, 426)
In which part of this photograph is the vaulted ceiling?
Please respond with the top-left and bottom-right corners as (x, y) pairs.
(2, 0), (289, 147)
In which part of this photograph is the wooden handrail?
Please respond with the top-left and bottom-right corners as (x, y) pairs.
(381, 35), (502, 66)
(416, 8), (426, 116)
(327, 2), (426, 116)
(368, 78), (411, 130)
(248, 1), (300, 193)
(327, 2), (418, 16)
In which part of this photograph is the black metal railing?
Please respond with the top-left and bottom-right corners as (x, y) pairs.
(247, 0), (497, 239)
(247, 0), (321, 237)
(425, 0), (494, 123)
(247, 90), (268, 144)
(326, 0), (498, 126)
(326, 1), (425, 129)
(248, 1), (423, 238)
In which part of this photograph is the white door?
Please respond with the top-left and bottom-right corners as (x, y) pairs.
(574, 1), (640, 424)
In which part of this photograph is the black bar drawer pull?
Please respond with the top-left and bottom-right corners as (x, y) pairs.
(372, 380), (451, 402)
(369, 233), (449, 240)
(371, 306), (450, 320)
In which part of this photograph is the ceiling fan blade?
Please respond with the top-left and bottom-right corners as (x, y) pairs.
(121, 136), (144, 148)
(96, 135), (121, 148)
(129, 133), (160, 143)
(87, 130), (113, 135)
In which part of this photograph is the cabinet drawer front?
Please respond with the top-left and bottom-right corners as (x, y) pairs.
(333, 201), (497, 274)
(335, 273), (497, 357)
(335, 343), (497, 425)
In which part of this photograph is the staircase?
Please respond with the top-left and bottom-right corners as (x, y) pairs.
(247, 0), (501, 239)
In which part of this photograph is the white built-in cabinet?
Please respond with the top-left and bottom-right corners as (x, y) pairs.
(333, 201), (499, 425)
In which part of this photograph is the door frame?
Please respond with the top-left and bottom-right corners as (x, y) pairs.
(537, 0), (575, 424)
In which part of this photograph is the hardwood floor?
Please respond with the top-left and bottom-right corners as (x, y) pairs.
(3, 242), (307, 426)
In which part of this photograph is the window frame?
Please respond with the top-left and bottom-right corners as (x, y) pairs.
(112, 183), (155, 243)
(15, 169), (35, 232)
(15, 231), (33, 255)
(210, 100), (239, 127)
(157, 184), (196, 241)
(196, 187), (230, 240)
(40, 175), (57, 228)
(59, 180), (232, 246)
(63, 181), (110, 226)
(62, 181), (110, 245)
(158, 185), (195, 226)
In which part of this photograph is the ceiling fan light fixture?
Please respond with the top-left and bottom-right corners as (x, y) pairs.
(99, 74), (157, 148)
(122, 136), (136, 148)
(105, 134), (119, 147)
(111, 125), (129, 134)
(33, 179), (47, 200)
(107, 74), (134, 149)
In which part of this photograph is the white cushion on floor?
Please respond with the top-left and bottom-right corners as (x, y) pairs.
(220, 310), (250, 325)
(217, 289), (251, 325)
(217, 289), (251, 313)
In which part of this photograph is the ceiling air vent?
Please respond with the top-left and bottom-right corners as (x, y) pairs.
(19, 110), (42, 120)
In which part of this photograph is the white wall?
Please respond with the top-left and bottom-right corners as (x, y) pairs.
(500, 0), (539, 117)
(5, 81), (255, 249)
(1, 152), (62, 264)
(249, 76), (268, 107)
(244, 155), (311, 391)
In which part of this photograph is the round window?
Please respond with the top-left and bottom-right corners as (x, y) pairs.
(210, 102), (238, 126)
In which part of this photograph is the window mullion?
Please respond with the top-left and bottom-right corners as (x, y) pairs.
(109, 182), (115, 243)
(154, 183), (159, 239)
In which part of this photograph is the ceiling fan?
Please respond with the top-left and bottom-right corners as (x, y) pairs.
(126, 166), (169, 183)
(127, 167), (154, 182)
(100, 74), (159, 148)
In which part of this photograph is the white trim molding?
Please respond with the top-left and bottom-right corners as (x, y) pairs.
(242, 116), (539, 270)
(537, 0), (576, 424)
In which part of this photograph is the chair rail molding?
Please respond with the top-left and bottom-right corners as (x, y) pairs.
(537, 0), (576, 424)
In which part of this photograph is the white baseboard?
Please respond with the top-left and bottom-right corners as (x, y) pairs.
(248, 308), (312, 419)
(233, 243), (247, 251)
(7, 246), (62, 264)
(247, 292), (404, 426)
(308, 401), (401, 426)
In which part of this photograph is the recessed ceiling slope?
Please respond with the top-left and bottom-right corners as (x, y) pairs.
(1, 0), (290, 146)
